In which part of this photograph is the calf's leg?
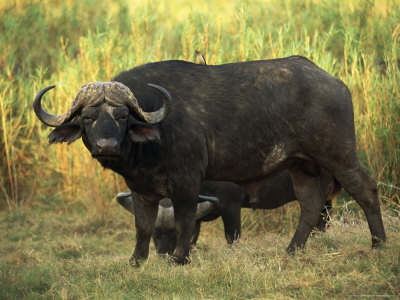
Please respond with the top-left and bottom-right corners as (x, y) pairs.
(220, 205), (242, 243)
(191, 221), (201, 246)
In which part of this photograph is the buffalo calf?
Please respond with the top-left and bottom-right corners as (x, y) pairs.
(117, 169), (340, 255)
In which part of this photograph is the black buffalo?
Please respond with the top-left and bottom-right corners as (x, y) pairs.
(117, 169), (340, 255)
(33, 56), (386, 264)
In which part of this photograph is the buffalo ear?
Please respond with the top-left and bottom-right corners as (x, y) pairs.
(48, 123), (82, 144)
(129, 124), (161, 143)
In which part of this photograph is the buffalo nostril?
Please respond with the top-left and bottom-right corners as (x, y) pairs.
(96, 138), (118, 154)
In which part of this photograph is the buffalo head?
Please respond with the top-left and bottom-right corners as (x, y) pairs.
(33, 82), (172, 165)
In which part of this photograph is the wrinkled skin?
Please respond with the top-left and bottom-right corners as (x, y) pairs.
(34, 56), (386, 265)
(118, 169), (339, 255)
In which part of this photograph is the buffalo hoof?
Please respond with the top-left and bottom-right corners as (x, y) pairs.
(285, 246), (295, 255)
(285, 244), (305, 255)
(371, 236), (387, 249)
(314, 220), (329, 232)
(128, 256), (145, 267)
(170, 255), (191, 265)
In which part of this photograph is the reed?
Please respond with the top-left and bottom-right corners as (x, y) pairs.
(0, 0), (398, 213)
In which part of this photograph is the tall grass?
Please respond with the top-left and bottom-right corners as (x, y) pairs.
(0, 0), (399, 212)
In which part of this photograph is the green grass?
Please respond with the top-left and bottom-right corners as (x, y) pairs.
(1, 206), (399, 299)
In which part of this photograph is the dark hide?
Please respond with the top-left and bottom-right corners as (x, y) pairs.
(36, 56), (386, 264)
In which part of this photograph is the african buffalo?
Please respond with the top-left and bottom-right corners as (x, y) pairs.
(33, 56), (386, 264)
(117, 169), (340, 255)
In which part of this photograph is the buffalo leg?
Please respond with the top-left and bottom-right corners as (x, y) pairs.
(191, 220), (201, 246)
(332, 163), (386, 247)
(171, 188), (199, 265)
(129, 194), (159, 266)
(220, 206), (242, 243)
(287, 163), (325, 252)
(315, 200), (332, 232)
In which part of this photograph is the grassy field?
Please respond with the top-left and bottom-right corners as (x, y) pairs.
(1, 204), (399, 299)
(0, 0), (399, 298)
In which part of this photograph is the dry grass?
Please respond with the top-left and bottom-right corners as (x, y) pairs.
(1, 205), (399, 299)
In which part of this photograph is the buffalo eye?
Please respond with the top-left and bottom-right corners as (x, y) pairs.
(82, 115), (96, 128)
(115, 113), (128, 121)
(81, 107), (98, 124)
(83, 115), (95, 123)
(114, 108), (129, 121)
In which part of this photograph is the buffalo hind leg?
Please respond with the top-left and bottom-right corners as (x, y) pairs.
(315, 200), (333, 232)
(333, 164), (386, 247)
(129, 194), (159, 266)
(287, 162), (325, 253)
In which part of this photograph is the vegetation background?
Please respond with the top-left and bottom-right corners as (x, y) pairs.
(0, 0), (399, 298)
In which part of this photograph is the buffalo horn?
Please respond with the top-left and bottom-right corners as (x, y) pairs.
(33, 85), (68, 127)
(105, 81), (172, 124)
(33, 82), (106, 127)
(195, 201), (218, 220)
(140, 83), (172, 124)
(34, 82), (172, 127)
(116, 192), (135, 214)
(198, 194), (219, 203)
(156, 205), (175, 229)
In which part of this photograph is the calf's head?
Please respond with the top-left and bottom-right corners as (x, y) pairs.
(116, 192), (219, 255)
(33, 82), (171, 165)
(154, 199), (219, 255)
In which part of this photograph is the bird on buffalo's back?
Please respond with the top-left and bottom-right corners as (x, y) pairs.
(195, 50), (207, 65)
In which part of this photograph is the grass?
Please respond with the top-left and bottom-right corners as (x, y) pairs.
(1, 205), (399, 299)
(0, 0), (399, 298)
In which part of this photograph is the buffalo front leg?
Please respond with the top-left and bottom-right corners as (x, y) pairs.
(129, 194), (159, 266)
(171, 188), (199, 265)
(287, 162), (326, 253)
